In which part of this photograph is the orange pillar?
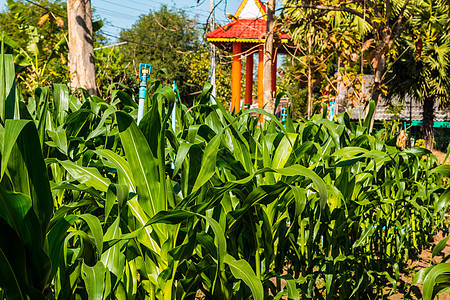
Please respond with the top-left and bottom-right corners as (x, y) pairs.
(257, 44), (264, 109)
(272, 54), (277, 98)
(244, 53), (254, 106)
(232, 42), (242, 113)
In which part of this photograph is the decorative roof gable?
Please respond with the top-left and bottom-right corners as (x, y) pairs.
(234, 0), (266, 20)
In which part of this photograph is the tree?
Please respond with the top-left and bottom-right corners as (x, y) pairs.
(67, 0), (97, 95)
(1, 0), (66, 50)
(182, 47), (232, 107)
(386, 0), (450, 150)
(95, 45), (132, 98)
(283, 0), (415, 128)
(0, 0), (69, 95)
(119, 5), (200, 97)
(263, 0), (276, 115)
(281, 5), (365, 118)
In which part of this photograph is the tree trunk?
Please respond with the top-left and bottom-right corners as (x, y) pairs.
(368, 52), (386, 132)
(67, 0), (98, 95)
(307, 10), (312, 119)
(422, 96), (434, 150)
(263, 0), (275, 115)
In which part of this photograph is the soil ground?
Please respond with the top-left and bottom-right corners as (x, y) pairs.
(386, 231), (450, 299)
(387, 150), (449, 299)
(433, 150), (449, 165)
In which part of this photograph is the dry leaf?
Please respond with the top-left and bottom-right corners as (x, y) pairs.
(38, 13), (49, 27)
(56, 18), (64, 28)
(362, 39), (374, 52)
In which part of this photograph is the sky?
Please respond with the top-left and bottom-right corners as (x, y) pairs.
(0, 0), (249, 43)
(91, 0), (244, 42)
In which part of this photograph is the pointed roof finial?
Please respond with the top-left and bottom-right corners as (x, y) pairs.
(234, 0), (266, 20)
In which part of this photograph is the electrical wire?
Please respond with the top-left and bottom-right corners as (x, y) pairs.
(96, 7), (138, 19)
(23, 0), (67, 19)
(96, 0), (144, 12)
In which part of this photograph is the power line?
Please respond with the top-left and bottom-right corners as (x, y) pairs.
(96, 0), (147, 13)
(23, 0), (67, 19)
(96, 7), (138, 19)
(102, 30), (157, 48)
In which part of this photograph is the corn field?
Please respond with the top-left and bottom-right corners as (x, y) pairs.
(0, 52), (449, 299)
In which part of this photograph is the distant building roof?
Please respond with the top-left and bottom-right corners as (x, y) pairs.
(234, 0), (266, 19)
(206, 19), (289, 42)
(205, 0), (289, 52)
(347, 75), (450, 122)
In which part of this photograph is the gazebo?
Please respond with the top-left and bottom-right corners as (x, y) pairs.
(205, 0), (289, 112)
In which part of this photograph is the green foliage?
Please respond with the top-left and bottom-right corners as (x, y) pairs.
(119, 5), (200, 97)
(0, 0), (69, 96)
(0, 48), (449, 299)
(279, 57), (309, 118)
(386, 0), (450, 149)
(0, 0), (67, 54)
(281, 1), (368, 116)
(95, 46), (132, 98)
(182, 47), (232, 107)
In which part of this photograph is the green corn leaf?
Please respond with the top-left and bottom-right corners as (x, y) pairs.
(105, 184), (129, 221)
(116, 111), (161, 217)
(36, 87), (50, 149)
(434, 190), (450, 214)
(203, 216), (227, 271)
(332, 147), (368, 158)
(95, 149), (135, 192)
(1, 120), (30, 179)
(273, 165), (328, 210)
(0, 186), (51, 294)
(353, 226), (376, 249)
(224, 254), (264, 300)
(0, 185), (32, 243)
(81, 261), (107, 300)
(363, 100), (375, 129)
(192, 131), (222, 193)
(47, 215), (78, 281)
(423, 263), (450, 300)
(286, 278), (300, 300)
(272, 133), (296, 170)
(430, 165), (450, 177)
(127, 197), (160, 253)
(0, 247), (24, 300)
(433, 236), (450, 258)
(316, 118), (341, 149)
(173, 142), (193, 176)
(46, 126), (68, 156)
(116, 90), (138, 109)
(0, 53), (17, 122)
(413, 266), (433, 284)
(59, 160), (111, 192)
(2, 120), (53, 233)
(52, 83), (69, 124)
(291, 186), (307, 218)
(79, 214), (103, 260)
(147, 210), (195, 225)
(101, 217), (125, 278)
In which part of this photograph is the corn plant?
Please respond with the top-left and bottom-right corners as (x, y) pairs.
(0, 47), (448, 299)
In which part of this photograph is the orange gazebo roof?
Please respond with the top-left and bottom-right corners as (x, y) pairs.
(205, 0), (289, 52)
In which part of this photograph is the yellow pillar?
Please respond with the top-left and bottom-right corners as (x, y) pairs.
(257, 44), (264, 109)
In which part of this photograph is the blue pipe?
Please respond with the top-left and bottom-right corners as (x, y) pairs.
(137, 63), (152, 124)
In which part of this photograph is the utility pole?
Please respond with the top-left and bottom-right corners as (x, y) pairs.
(67, 0), (98, 95)
(263, 0), (275, 115)
(307, 7), (312, 119)
(209, 0), (217, 103)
